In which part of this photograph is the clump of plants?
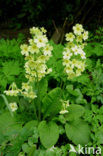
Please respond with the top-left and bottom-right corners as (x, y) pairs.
(0, 24), (91, 155)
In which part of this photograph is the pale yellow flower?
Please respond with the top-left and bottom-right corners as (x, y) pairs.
(4, 90), (19, 96)
(63, 59), (71, 66)
(60, 100), (69, 114)
(60, 110), (68, 114)
(41, 27), (47, 33)
(76, 35), (83, 43)
(43, 44), (53, 56)
(47, 68), (52, 74)
(76, 69), (82, 76)
(28, 39), (34, 45)
(63, 51), (72, 59)
(80, 52), (86, 59)
(22, 82), (31, 91)
(30, 27), (41, 35)
(27, 91), (37, 99)
(73, 24), (84, 35)
(83, 31), (88, 40)
(10, 102), (18, 112)
(65, 32), (75, 42)
(34, 35), (48, 48)
(72, 45), (80, 55)
(28, 44), (39, 54)
(20, 44), (29, 56)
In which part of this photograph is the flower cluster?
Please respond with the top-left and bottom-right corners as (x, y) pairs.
(63, 24), (88, 79)
(4, 27), (53, 100)
(4, 82), (20, 96)
(21, 27), (53, 82)
(60, 100), (69, 114)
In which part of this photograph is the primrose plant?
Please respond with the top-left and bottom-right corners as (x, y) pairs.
(4, 27), (53, 117)
(4, 24), (89, 150)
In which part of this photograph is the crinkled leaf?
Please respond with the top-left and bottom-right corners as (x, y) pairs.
(38, 121), (59, 148)
(65, 119), (91, 145)
(42, 87), (62, 119)
(0, 112), (22, 144)
(65, 104), (85, 121)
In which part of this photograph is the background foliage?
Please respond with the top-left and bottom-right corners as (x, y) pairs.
(0, 0), (103, 31)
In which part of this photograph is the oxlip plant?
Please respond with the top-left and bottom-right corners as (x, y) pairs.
(1, 24), (91, 154)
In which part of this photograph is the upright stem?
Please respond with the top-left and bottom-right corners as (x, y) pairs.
(34, 69), (41, 121)
(37, 80), (41, 121)
(33, 68), (42, 121)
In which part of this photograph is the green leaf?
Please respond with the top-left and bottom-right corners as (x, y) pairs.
(22, 143), (30, 153)
(47, 41), (64, 80)
(96, 126), (103, 144)
(20, 120), (38, 137)
(72, 74), (90, 85)
(28, 145), (36, 156)
(65, 119), (91, 145)
(38, 121), (59, 148)
(50, 41), (63, 59)
(42, 87), (62, 119)
(85, 42), (103, 57)
(38, 78), (48, 99)
(2, 61), (21, 76)
(66, 85), (73, 93)
(65, 104), (85, 121)
(45, 150), (56, 156)
(6, 120), (38, 155)
(0, 39), (21, 58)
(0, 112), (22, 144)
(66, 86), (82, 97)
(0, 74), (8, 89)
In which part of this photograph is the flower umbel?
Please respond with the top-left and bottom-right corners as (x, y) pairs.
(63, 24), (88, 79)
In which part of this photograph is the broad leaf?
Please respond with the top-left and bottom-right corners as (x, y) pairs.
(42, 87), (62, 119)
(65, 104), (85, 121)
(65, 119), (91, 145)
(38, 121), (59, 148)
(0, 112), (22, 144)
